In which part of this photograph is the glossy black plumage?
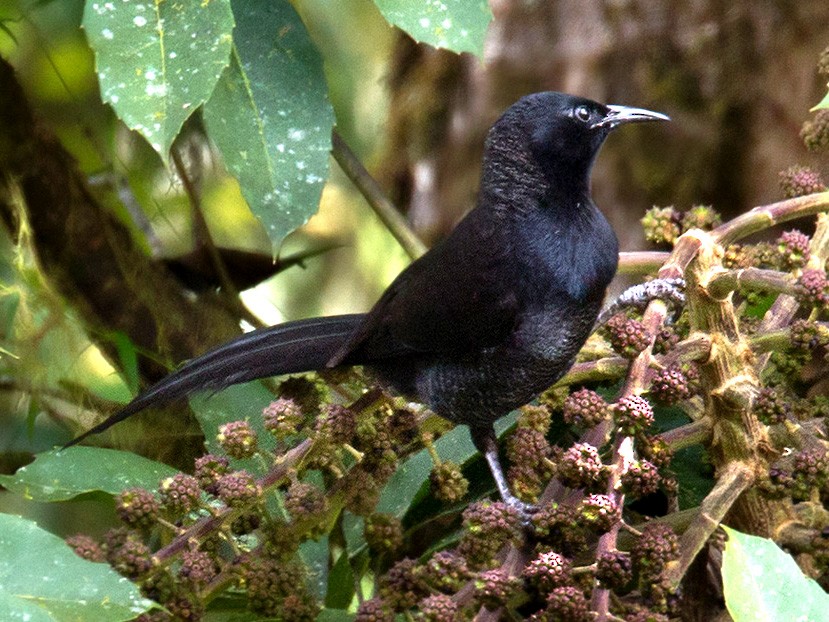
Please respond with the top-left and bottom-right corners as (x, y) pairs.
(65, 92), (669, 508)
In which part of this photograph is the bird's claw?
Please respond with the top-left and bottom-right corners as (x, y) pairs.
(595, 277), (686, 329)
(503, 494), (539, 527)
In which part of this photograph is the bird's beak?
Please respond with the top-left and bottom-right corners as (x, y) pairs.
(591, 104), (670, 129)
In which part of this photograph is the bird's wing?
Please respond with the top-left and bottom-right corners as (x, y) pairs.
(330, 209), (520, 364)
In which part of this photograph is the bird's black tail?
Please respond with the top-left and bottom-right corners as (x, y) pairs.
(63, 314), (366, 448)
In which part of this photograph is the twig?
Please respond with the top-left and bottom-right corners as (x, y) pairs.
(617, 251), (671, 275)
(554, 356), (630, 386)
(753, 212), (829, 371)
(555, 333), (713, 389)
(171, 146), (235, 297)
(748, 328), (791, 354)
(657, 418), (714, 451)
(664, 461), (753, 588)
(706, 267), (796, 300)
(331, 130), (428, 260)
(153, 438), (313, 564)
(712, 192), (829, 245)
(171, 146), (264, 329)
(591, 435), (636, 621)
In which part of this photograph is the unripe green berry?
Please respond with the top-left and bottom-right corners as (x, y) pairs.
(284, 479), (328, 522)
(65, 534), (105, 562)
(641, 206), (681, 246)
(621, 460), (662, 498)
(365, 513), (404, 555)
(596, 550), (632, 591)
(680, 204), (721, 232)
(777, 229), (811, 270)
(779, 165), (826, 198)
(423, 550), (470, 593)
(649, 365), (691, 405)
(474, 568), (520, 610)
(801, 110), (829, 152)
(604, 314), (650, 359)
(558, 443), (607, 491)
(614, 396), (655, 436)
(523, 550), (572, 594)
(178, 548), (218, 588)
(545, 585), (590, 622)
(355, 597), (395, 622)
(430, 461), (469, 503)
(194, 453), (229, 494)
(578, 494), (619, 534)
(416, 593), (459, 622)
(633, 523), (678, 580)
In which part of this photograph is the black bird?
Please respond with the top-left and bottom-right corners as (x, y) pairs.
(65, 92), (669, 509)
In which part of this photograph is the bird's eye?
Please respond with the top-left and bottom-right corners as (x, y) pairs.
(574, 105), (591, 122)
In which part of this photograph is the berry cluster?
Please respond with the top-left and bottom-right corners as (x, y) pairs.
(641, 204), (722, 246)
(562, 388), (609, 428)
(603, 313), (650, 359)
(65, 392), (430, 621)
(779, 165), (826, 198)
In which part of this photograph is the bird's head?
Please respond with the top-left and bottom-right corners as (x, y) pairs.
(483, 92), (669, 193)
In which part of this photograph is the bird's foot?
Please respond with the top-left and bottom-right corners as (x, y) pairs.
(502, 492), (539, 527)
(595, 277), (686, 329)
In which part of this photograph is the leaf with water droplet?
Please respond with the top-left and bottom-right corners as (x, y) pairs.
(83, 0), (234, 161)
(374, 0), (492, 56)
(203, 0), (333, 254)
(0, 513), (154, 621)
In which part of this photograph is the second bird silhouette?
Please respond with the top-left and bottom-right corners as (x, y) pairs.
(66, 92), (670, 511)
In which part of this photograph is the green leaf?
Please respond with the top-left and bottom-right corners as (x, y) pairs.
(326, 552), (355, 609)
(652, 404), (714, 510)
(373, 0), (492, 57)
(111, 331), (139, 395)
(203, 0), (334, 253)
(0, 513), (155, 621)
(0, 447), (178, 501)
(83, 0), (234, 159)
(672, 445), (714, 510)
(811, 86), (829, 111)
(0, 290), (19, 338)
(317, 610), (355, 622)
(300, 533), (329, 600)
(722, 526), (829, 621)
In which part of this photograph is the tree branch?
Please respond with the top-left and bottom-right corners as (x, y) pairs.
(331, 130), (427, 259)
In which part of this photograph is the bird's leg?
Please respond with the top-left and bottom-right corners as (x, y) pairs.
(471, 427), (536, 520)
(594, 277), (685, 329)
